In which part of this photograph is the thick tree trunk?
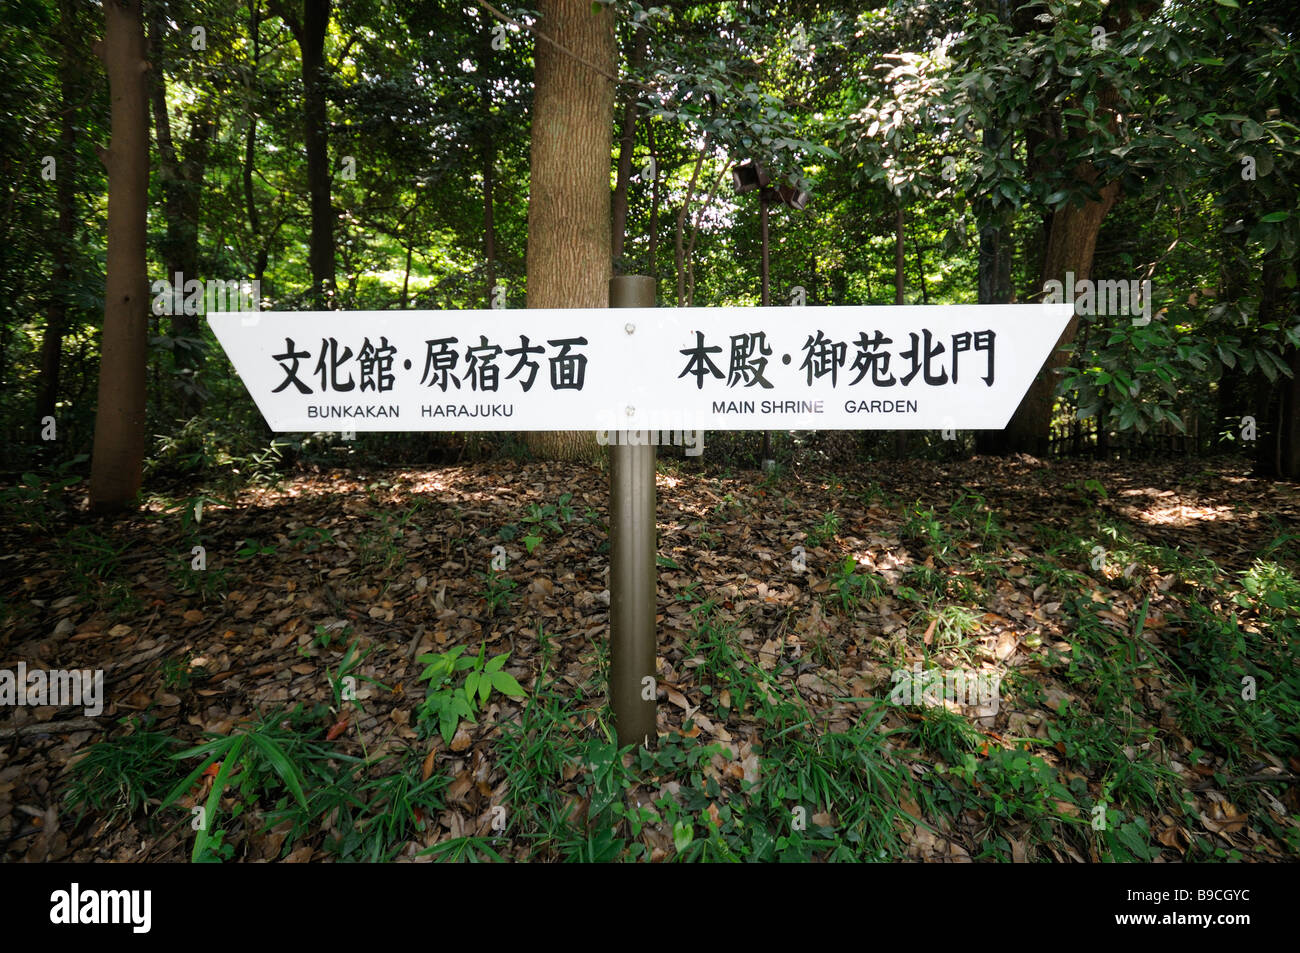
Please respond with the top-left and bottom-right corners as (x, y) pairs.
(977, 126), (1013, 306)
(89, 0), (150, 513)
(524, 0), (615, 462)
(991, 172), (1120, 456)
(37, 0), (79, 438)
(988, 0), (1153, 456)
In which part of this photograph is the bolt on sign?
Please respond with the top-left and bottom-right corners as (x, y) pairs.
(210, 304), (1073, 433)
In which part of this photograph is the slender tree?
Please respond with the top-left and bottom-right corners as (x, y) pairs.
(89, 0), (150, 512)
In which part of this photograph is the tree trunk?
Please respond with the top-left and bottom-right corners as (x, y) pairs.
(972, 153), (1015, 455)
(150, 10), (211, 418)
(279, 0), (334, 307)
(674, 144), (706, 307)
(685, 161), (728, 307)
(913, 233), (928, 305)
(977, 121), (1014, 307)
(894, 204), (905, 305)
(988, 0), (1152, 456)
(37, 0), (79, 439)
(480, 22), (497, 305)
(1256, 256), (1300, 479)
(647, 122), (659, 275)
(483, 148), (497, 305)
(1276, 342), (1300, 480)
(245, 0), (269, 291)
(893, 204), (907, 457)
(89, 0), (150, 513)
(611, 25), (649, 270)
(524, 0), (615, 462)
(991, 172), (1120, 456)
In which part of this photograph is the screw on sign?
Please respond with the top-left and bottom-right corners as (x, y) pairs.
(210, 280), (1070, 747)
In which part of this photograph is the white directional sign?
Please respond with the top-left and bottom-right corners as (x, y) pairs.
(209, 304), (1072, 433)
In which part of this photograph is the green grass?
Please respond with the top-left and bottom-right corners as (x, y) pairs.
(65, 719), (182, 825)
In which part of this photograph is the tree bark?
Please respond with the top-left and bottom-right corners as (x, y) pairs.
(647, 121), (660, 274)
(611, 24), (649, 270)
(89, 0), (151, 513)
(893, 204), (907, 457)
(1276, 341), (1300, 480)
(150, 9), (211, 418)
(245, 0), (270, 292)
(987, 0), (1155, 455)
(37, 0), (79, 438)
(479, 21), (497, 305)
(277, 0), (334, 307)
(524, 0), (615, 462)
(894, 205), (905, 305)
(990, 170), (1121, 456)
(1257, 256), (1300, 479)
(685, 160), (729, 307)
(674, 143), (707, 307)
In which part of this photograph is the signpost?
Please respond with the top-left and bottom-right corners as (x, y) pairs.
(209, 292), (1072, 747)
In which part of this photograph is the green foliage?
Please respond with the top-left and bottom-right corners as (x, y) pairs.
(65, 719), (181, 825)
(1238, 560), (1300, 619)
(415, 643), (526, 746)
(160, 710), (316, 863)
(234, 538), (277, 560)
(330, 634), (386, 716)
(918, 604), (983, 652)
(463, 642), (527, 708)
(504, 492), (578, 553)
(914, 708), (983, 765)
(948, 745), (1083, 858)
(291, 525), (335, 553)
(57, 525), (139, 615)
(806, 510), (840, 547)
(476, 568), (518, 614)
(160, 653), (210, 693)
(0, 455), (86, 533)
(900, 502), (955, 563)
(826, 554), (881, 614)
(313, 622), (351, 652)
(355, 503), (422, 570)
(311, 752), (449, 862)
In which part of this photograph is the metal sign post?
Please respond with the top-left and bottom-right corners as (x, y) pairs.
(608, 276), (658, 748)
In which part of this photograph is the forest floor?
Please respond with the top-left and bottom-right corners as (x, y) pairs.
(2, 453), (1298, 862)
